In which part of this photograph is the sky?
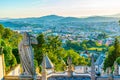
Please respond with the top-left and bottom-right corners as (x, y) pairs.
(0, 0), (120, 18)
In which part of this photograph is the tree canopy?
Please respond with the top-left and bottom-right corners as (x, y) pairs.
(33, 34), (88, 71)
(0, 24), (22, 72)
(104, 38), (120, 70)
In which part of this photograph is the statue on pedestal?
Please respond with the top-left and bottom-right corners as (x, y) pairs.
(18, 32), (38, 80)
(67, 56), (74, 77)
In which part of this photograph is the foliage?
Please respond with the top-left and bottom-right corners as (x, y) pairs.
(64, 40), (107, 52)
(34, 34), (88, 71)
(103, 38), (120, 70)
(2, 28), (13, 39)
(0, 24), (4, 36)
(63, 49), (87, 65)
(34, 59), (38, 69)
(0, 24), (88, 72)
(3, 46), (17, 71)
(0, 24), (22, 72)
(97, 33), (107, 39)
(64, 40), (81, 51)
(116, 57), (120, 65)
(33, 34), (45, 65)
(88, 47), (103, 51)
(12, 48), (20, 64)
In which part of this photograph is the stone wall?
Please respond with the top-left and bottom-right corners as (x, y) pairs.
(96, 77), (120, 80)
(6, 64), (21, 76)
(0, 54), (5, 80)
(96, 77), (109, 80)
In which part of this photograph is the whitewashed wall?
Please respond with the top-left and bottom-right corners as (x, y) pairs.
(0, 54), (4, 80)
(74, 66), (88, 73)
(119, 66), (120, 75)
(6, 64), (21, 76)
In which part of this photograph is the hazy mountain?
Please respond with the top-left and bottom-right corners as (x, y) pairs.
(58, 17), (81, 22)
(39, 15), (64, 21)
(83, 16), (120, 22)
(1, 15), (120, 23)
(0, 14), (120, 22)
(0, 15), (120, 33)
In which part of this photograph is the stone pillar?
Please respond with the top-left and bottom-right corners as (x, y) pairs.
(106, 67), (113, 80)
(113, 62), (119, 76)
(0, 54), (5, 80)
(108, 75), (113, 80)
(84, 66), (88, 73)
(42, 54), (47, 80)
(42, 69), (47, 80)
(67, 65), (74, 77)
(91, 54), (95, 80)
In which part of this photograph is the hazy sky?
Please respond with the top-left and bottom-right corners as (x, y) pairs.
(0, 0), (120, 18)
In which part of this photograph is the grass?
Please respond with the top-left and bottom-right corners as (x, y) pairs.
(88, 47), (103, 51)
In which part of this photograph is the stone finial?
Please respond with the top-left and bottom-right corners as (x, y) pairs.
(42, 54), (54, 70)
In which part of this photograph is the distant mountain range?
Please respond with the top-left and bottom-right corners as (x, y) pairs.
(1, 14), (120, 22)
(0, 14), (120, 34)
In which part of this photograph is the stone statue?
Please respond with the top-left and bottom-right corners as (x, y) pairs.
(67, 56), (74, 77)
(18, 32), (38, 79)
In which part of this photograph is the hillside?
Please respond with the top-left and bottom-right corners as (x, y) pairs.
(0, 15), (120, 34)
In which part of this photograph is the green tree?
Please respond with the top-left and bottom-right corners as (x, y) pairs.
(3, 46), (17, 71)
(116, 57), (120, 64)
(104, 38), (120, 70)
(64, 49), (87, 65)
(34, 34), (46, 65)
(2, 28), (13, 39)
(34, 34), (88, 71)
(12, 48), (20, 63)
(0, 24), (22, 72)
(0, 24), (4, 36)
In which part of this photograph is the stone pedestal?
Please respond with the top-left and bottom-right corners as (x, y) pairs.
(19, 72), (37, 80)
(42, 70), (47, 80)
(19, 75), (33, 80)
(67, 65), (73, 77)
(67, 71), (73, 77)
(108, 75), (113, 80)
